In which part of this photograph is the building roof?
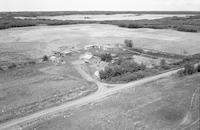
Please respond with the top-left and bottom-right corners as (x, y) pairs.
(80, 53), (93, 60)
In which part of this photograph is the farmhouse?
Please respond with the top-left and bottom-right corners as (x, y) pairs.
(61, 50), (72, 56)
(84, 45), (99, 50)
(80, 53), (93, 63)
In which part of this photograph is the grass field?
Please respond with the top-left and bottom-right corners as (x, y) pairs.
(25, 73), (200, 130)
(1, 24), (200, 63)
(0, 60), (98, 123)
(0, 11), (200, 127)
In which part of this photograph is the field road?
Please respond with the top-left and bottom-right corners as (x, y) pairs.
(0, 62), (182, 130)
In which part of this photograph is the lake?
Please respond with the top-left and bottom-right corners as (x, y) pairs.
(15, 14), (192, 21)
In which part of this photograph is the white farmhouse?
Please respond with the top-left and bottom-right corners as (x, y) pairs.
(80, 53), (93, 63)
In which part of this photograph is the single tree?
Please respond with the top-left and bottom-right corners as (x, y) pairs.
(42, 55), (49, 61)
(184, 63), (195, 75)
(124, 39), (133, 48)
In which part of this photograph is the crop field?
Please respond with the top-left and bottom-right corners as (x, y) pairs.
(25, 73), (200, 130)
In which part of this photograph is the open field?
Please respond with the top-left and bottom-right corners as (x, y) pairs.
(25, 73), (200, 130)
(0, 59), (98, 123)
(0, 11), (200, 129)
(1, 24), (200, 65)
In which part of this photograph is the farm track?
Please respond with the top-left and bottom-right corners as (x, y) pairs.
(0, 61), (182, 130)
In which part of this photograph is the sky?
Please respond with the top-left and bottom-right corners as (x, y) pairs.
(0, 0), (200, 12)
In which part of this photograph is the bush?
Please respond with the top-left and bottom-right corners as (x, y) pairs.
(28, 61), (36, 65)
(184, 63), (196, 75)
(124, 40), (133, 48)
(127, 24), (143, 28)
(160, 59), (171, 70)
(160, 59), (166, 66)
(8, 63), (17, 69)
(99, 60), (147, 81)
(176, 26), (198, 32)
(177, 69), (185, 77)
(109, 71), (146, 83)
(114, 57), (123, 65)
(99, 53), (112, 62)
(42, 55), (49, 61)
(196, 64), (200, 72)
(178, 62), (196, 76)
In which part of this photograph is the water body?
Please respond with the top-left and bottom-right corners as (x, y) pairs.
(15, 14), (191, 21)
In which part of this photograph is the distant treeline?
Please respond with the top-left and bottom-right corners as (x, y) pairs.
(101, 15), (200, 32)
(0, 14), (200, 33)
(1, 11), (200, 17)
(0, 17), (98, 29)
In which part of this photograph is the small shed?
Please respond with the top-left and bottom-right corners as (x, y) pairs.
(94, 71), (100, 78)
(62, 50), (72, 56)
(80, 53), (93, 63)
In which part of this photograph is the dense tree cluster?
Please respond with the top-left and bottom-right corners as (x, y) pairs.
(99, 53), (112, 62)
(101, 15), (200, 33)
(99, 60), (146, 82)
(178, 63), (200, 76)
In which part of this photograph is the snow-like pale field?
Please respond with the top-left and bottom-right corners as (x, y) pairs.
(0, 24), (200, 63)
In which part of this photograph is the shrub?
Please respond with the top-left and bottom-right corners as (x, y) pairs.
(118, 23), (127, 27)
(109, 71), (146, 83)
(99, 53), (112, 62)
(140, 63), (146, 70)
(176, 26), (198, 32)
(124, 39), (133, 48)
(127, 24), (143, 28)
(178, 62), (196, 76)
(160, 59), (170, 70)
(8, 63), (17, 69)
(42, 55), (49, 61)
(114, 57), (123, 65)
(177, 69), (185, 77)
(160, 59), (166, 66)
(28, 61), (36, 65)
(99, 60), (147, 81)
(184, 63), (196, 75)
(196, 64), (200, 72)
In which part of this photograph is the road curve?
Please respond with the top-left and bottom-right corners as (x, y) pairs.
(0, 67), (182, 130)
